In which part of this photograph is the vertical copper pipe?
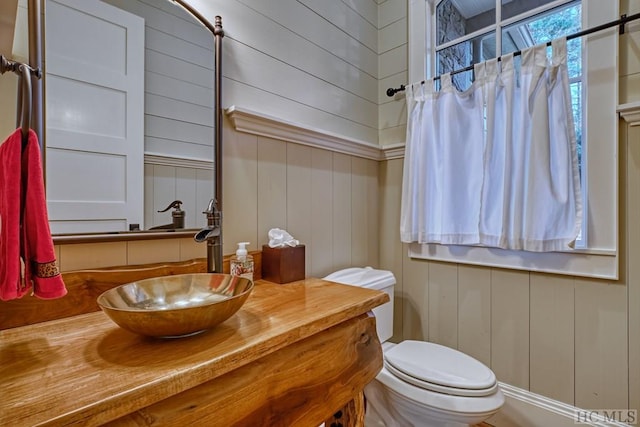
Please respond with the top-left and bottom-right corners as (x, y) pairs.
(213, 16), (223, 274)
(173, 2), (224, 273)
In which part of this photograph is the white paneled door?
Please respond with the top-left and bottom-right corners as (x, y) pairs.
(45, 0), (144, 234)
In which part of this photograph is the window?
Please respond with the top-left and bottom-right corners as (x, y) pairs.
(406, 0), (619, 279)
(435, 0), (585, 245)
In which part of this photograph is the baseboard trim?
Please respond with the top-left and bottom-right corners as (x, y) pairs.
(488, 382), (632, 427)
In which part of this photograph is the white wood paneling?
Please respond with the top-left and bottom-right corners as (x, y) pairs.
(179, 237), (206, 261)
(128, 239), (180, 265)
(367, 158), (380, 267)
(257, 137), (288, 249)
(575, 279), (628, 410)
(145, 72), (212, 109)
(195, 168), (214, 225)
(103, 0), (214, 162)
(351, 157), (370, 267)
(491, 269), (530, 389)
(428, 262), (458, 348)
(298, 0), (377, 51)
(458, 265), (491, 367)
(379, 17), (406, 54)
(529, 273), (575, 405)
(379, 97), (406, 130)
(185, 0), (379, 145)
(58, 242), (127, 271)
(230, 0), (377, 76)
(222, 128), (258, 256)
(379, 159), (404, 342)
(379, 44), (407, 80)
(343, 0), (378, 27)
(332, 153), (353, 270)
(310, 148), (334, 277)
(286, 143), (313, 275)
(378, 0), (406, 28)
(402, 257), (429, 341)
(223, 79), (378, 145)
(199, 0), (377, 103)
(379, 125), (407, 147)
(224, 39), (377, 129)
(176, 168), (198, 227)
(144, 162), (212, 229)
(151, 165), (175, 227)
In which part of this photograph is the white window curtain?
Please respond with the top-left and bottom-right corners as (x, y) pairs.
(400, 37), (582, 252)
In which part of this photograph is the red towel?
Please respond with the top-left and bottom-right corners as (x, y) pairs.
(0, 129), (23, 300)
(0, 129), (67, 301)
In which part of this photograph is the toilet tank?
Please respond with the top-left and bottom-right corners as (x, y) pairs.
(323, 267), (395, 343)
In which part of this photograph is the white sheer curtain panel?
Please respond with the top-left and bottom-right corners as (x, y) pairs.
(400, 37), (582, 252)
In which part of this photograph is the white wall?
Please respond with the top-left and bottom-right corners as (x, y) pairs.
(186, 0), (380, 145)
(378, 0), (408, 146)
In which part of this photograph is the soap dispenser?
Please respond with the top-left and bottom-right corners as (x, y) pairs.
(230, 242), (254, 281)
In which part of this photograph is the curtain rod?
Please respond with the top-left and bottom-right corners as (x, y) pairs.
(386, 12), (640, 97)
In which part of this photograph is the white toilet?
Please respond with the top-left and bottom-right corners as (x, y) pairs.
(324, 267), (504, 427)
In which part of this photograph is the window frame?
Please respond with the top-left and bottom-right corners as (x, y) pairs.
(406, 0), (619, 279)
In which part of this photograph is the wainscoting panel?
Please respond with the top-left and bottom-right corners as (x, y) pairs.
(574, 279), (628, 410)
(310, 148), (334, 277)
(401, 256), (429, 342)
(458, 265), (492, 368)
(257, 137), (288, 248)
(332, 153), (353, 271)
(352, 157), (369, 269)
(286, 143), (313, 276)
(529, 273), (575, 405)
(427, 262), (458, 349)
(223, 124), (259, 255)
(490, 269), (530, 390)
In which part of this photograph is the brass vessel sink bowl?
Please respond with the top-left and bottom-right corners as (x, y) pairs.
(97, 274), (254, 338)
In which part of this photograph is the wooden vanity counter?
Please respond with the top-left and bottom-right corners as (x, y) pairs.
(0, 278), (388, 426)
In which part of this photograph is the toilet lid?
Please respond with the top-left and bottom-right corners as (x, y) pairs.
(384, 341), (498, 397)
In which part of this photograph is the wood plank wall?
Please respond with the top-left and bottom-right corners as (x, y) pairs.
(188, 0), (380, 144)
(377, 0), (639, 417)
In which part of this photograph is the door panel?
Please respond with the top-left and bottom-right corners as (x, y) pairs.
(45, 0), (144, 233)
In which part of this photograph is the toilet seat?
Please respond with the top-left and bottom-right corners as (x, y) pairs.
(384, 340), (498, 397)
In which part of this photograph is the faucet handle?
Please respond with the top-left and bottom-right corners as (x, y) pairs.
(203, 198), (216, 214)
(158, 200), (183, 213)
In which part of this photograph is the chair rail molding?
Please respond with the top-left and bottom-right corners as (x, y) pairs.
(618, 101), (640, 126)
(226, 105), (403, 161)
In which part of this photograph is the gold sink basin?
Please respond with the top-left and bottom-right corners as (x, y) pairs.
(97, 273), (253, 338)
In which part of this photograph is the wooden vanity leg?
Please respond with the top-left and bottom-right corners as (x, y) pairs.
(325, 391), (366, 427)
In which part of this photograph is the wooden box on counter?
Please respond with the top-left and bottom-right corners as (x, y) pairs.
(262, 244), (305, 284)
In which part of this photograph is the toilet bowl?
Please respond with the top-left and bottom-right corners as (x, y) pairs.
(324, 267), (504, 427)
